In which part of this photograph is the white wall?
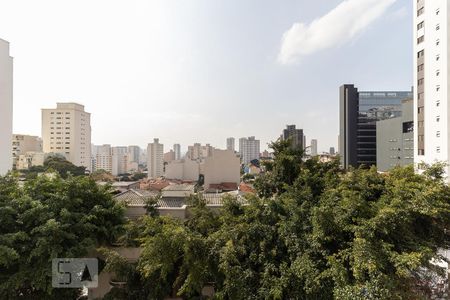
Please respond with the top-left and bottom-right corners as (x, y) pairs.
(202, 149), (240, 189)
(0, 39), (13, 175)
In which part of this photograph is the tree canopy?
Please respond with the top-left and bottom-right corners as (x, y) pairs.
(101, 140), (450, 299)
(0, 173), (126, 299)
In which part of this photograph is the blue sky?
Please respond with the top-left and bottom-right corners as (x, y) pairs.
(0, 0), (412, 152)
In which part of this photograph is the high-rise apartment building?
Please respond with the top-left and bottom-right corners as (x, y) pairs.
(112, 146), (128, 176)
(330, 147), (336, 156)
(42, 103), (91, 170)
(339, 85), (412, 169)
(95, 144), (112, 173)
(281, 125), (304, 149)
(147, 138), (164, 178)
(187, 143), (213, 162)
(128, 146), (141, 164)
(414, 0), (450, 177)
(0, 39), (13, 175)
(310, 139), (318, 156)
(239, 136), (260, 164)
(226, 137), (235, 152)
(173, 144), (181, 160)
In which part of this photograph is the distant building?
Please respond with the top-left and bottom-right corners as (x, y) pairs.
(377, 99), (414, 172)
(16, 152), (45, 170)
(339, 84), (412, 169)
(12, 135), (43, 169)
(187, 143), (214, 162)
(173, 144), (181, 160)
(164, 150), (176, 163)
(281, 125), (304, 149)
(0, 39), (13, 175)
(310, 139), (318, 156)
(128, 146), (141, 164)
(95, 144), (112, 173)
(112, 146), (128, 176)
(42, 103), (91, 170)
(147, 138), (164, 178)
(226, 137), (235, 152)
(239, 136), (260, 164)
(329, 147), (336, 156)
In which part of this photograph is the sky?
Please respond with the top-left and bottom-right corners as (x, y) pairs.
(0, 0), (412, 152)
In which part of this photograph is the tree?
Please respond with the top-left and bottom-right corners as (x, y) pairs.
(43, 155), (87, 178)
(101, 141), (450, 299)
(0, 173), (126, 299)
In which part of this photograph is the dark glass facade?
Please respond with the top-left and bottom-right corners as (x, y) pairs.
(339, 85), (413, 168)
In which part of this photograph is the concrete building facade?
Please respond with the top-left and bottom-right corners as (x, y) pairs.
(310, 139), (318, 156)
(414, 0), (450, 178)
(377, 99), (414, 172)
(112, 146), (128, 176)
(42, 103), (91, 170)
(239, 136), (260, 164)
(95, 144), (112, 173)
(226, 137), (235, 152)
(12, 135), (42, 169)
(281, 125), (304, 150)
(147, 138), (164, 178)
(127, 146), (141, 164)
(173, 143), (181, 160)
(339, 84), (412, 169)
(202, 149), (241, 190)
(0, 39), (13, 175)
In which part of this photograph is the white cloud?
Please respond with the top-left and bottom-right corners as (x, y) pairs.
(278, 0), (397, 64)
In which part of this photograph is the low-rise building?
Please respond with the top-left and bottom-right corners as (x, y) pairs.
(164, 158), (200, 181)
(202, 149), (240, 190)
(16, 152), (45, 170)
(12, 134), (43, 169)
(376, 99), (414, 172)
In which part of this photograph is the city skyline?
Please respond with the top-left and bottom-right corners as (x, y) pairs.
(0, 0), (412, 152)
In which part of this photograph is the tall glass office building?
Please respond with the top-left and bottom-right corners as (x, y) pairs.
(339, 84), (413, 169)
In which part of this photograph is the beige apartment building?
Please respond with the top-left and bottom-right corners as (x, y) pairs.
(42, 103), (91, 170)
(147, 138), (164, 178)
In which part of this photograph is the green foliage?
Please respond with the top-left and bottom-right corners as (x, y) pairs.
(44, 155), (87, 178)
(0, 173), (126, 299)
(131, 172), (146, 181)
(103, 140), (450, 299)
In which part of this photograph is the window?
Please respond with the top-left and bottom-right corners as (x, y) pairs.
(437, 131), (441, 137)
(436, 116), (440, 122)
(418, 107), (424, 114)
(417, 7), (424, 16)
(418, 64), (424, 72)
(403, 121), (414, 133)
(418, 78), (424, 86)
(436, 39), (440, 46)
(437, 147), (441, 153)
(417, 36), (424, 44)
(436, 70), (440, 76)
(436, 100), (440, 107)
(436, 54), (440, 61)
(437, 85), (441, 92)
(418, 121), (424, 128)
(417, 21), (424, 30)
(436, 8), (440, 15)
(418, 50), (425, 58)
(436, 24), (440, 30)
